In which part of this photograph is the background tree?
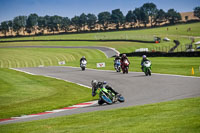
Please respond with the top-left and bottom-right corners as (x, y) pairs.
(142, 2), (157, 27)
(166, 9), (182, 24)
(133, 8), (142, 27)
(42, 15), (51, 33)
(8, 20), (13, 36)
(26, 13), (38, 35)
(71, 16), (80, 32)
(0, 25), (2, 33)
(79, 13), (87, 31)
(87, 13), (97, 31)
(38, 16), (48, 34)
(98, 11), (111, 30)
(48, 15), (62, 34)
(13, 16), (27, 35)
(140, 7), (149, 27)
(60, 17), (71, 32)
(133, 7), (148, 27)
(194, 6), (200, 19)
(111, 9), (125, 29)
(126, 10), (137, 28)
(154, 9), (166, 26)
(1, 21), (9, 36)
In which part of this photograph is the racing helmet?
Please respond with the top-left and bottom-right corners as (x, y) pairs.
(142, 55), (147, 59)
(91, 80), (98, 87)
(122, 54), (126, 57)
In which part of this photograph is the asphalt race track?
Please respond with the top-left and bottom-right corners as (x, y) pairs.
(1, 66), (200, 125)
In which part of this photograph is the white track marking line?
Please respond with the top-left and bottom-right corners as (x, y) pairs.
(12, 115), (39, 119)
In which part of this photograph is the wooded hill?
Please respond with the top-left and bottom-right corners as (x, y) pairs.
(0, 3), (200, 37)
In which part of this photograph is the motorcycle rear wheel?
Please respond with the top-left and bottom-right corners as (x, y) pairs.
(118, 96), (125, 102)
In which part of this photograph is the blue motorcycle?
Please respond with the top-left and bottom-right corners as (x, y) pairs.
(114, 59), (121, 72)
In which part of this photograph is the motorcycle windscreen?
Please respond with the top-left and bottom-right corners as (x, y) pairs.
(101, 95), (112, 104)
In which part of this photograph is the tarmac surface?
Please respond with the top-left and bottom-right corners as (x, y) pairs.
(1, 66), (200, 125)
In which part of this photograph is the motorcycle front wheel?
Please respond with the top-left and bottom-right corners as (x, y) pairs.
(100, 94), (112, 105)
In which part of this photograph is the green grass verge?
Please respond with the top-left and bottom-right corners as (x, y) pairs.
(0, 47), (106, 68)
(0, 68), (97, 119)
(0, 47), (200, 76)
(0, 97), (199, 133)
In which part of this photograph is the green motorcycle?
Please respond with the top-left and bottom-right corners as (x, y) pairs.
(143, 61), (152, 76)
(95, 82), (125, 105)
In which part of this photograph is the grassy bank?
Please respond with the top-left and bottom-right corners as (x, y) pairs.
(0, 97), (199, 133)
(0, 47), (106, 68)
(1, 22), (200, 53)
(1, 22), (200, 41)
(0, 68), (96, 119)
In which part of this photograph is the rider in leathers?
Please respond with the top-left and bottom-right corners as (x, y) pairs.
(120, 54), (130, 73)
(141, 55), (150, 71)
(114, 54), (121, 67)
(91, 80), (120, 105)
(80, 56), (87, 66)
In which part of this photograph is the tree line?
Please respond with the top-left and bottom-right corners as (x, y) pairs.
(0, 3), (200, 37)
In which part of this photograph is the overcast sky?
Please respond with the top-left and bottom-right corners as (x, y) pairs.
(0, 0), (199, 23)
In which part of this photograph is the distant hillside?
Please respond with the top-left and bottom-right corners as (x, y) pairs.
(0, 12), (199, 37)
(180, 12), (199, 21)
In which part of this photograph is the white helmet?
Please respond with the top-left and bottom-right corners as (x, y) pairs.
(142, 55), (147, 58)
(91, 80), (98, 87)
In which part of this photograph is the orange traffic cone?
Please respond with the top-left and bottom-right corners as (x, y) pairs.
(191, 67), (194, 75)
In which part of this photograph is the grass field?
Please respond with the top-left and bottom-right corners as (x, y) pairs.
(0, 47), (106, 68)
(1, 22), (200, 53)
(0, 68), (97, 119)
(1, 23), (200, 41)
(0, 97), (199, 133)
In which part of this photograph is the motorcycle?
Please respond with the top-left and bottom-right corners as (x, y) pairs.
(114, 59), (121, 72)
(143, 61), (152, 76)
(80, 60), (87, 71)
(122, 59), (129, 74)
(95, 82), (125, 105)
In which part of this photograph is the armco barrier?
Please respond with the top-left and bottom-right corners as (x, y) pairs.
(120, 51), (200, 57)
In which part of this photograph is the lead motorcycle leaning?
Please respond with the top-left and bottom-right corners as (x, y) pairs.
(92, 81), (125, 105)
